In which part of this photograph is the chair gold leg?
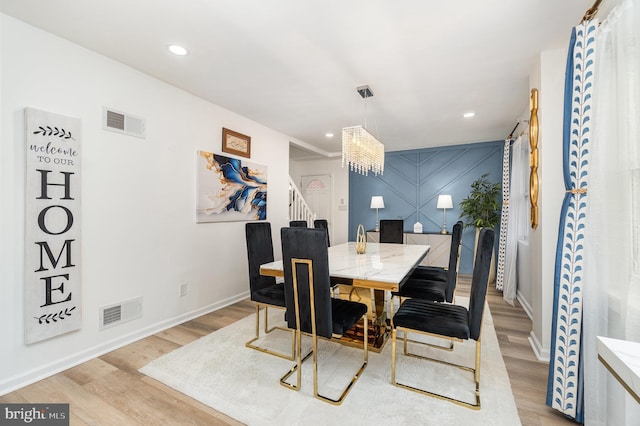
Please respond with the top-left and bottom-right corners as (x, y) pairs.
(314, 315), (368, 405)
(403, 334), (454, 352)
(391, 326), (480, 410)
(279, 329), (313, 391)
(263, 306), (271, 333)
(391, 327), (397, 383)
(281, 319), (368, 406)
(280, 258), (368, 405)
(475, 339), (481, 397)
(245, 303), (295, 360)
(254, 304), (259, 337)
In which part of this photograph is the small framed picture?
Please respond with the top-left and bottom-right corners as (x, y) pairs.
(222, 127), (251, 158)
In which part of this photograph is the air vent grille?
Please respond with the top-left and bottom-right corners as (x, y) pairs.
(106, 110), (125, 131)
(99, 296), (143, 331)
(102, 107), (145, 139)
(103, 305), (121, 326)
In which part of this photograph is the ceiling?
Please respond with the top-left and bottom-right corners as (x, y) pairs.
(2, 0), (593, 157)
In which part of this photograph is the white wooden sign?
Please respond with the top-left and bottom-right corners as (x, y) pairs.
(25, 108), (81, 344)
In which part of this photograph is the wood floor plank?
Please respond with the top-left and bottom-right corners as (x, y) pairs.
(0, 393), (28, 403)
(140, 376), (243, 426)
(99, 335), (180, 373)
(155, 324), (208, 346)
(83, 369), (224, 425)
(63, 358), (118, 386)
(14, 374), (137, 425)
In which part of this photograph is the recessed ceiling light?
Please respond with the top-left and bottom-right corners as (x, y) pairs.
(168, 44), (188, 56)
(325, 132), (334, 138)
(463, 112), (476, 118)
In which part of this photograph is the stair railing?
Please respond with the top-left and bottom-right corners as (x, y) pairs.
(288, 177), (316, 226)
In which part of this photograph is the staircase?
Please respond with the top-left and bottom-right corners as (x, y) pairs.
(288, 176), (316, 226)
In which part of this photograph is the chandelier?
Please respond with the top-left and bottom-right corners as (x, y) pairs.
(342, 86), (384, 176)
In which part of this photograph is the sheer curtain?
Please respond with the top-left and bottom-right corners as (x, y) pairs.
(583, 1), (640, 424)
(502, 136), (526, 305)
(496, 139), (511, 293)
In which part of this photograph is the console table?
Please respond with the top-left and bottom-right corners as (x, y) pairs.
(366, 231), (451, 268)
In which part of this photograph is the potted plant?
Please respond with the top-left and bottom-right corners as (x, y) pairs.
(459, 173), (501, 229)
(459, 173), (501, 282)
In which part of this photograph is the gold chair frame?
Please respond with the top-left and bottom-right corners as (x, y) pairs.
(388, 237), (463, 352)
(391, 325), (483, 410)
(280, 258), (368, 405)
(389, 297), (454, 351)
(245, 302), (295, 360)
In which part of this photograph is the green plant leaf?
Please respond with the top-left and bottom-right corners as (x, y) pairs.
(458, 173), (501, 228)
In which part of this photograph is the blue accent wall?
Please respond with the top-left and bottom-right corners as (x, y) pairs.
(349, 140), (504, 274)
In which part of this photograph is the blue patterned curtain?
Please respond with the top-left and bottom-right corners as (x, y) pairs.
(546, 20), (597, 423)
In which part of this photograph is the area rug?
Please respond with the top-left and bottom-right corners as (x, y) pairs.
(140, 299), (521, 425)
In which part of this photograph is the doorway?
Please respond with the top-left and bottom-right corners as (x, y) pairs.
(300, 174), (332, 230)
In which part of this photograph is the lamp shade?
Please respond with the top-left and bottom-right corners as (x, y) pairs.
(370, 196), (385, 209)
(437, 194), (453, 209)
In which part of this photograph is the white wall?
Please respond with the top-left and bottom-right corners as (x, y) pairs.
(289, 156), (349, 245)
(0, 15), (290, 394)
(514, 104), (534, 319)
(527, 47), (567, 362)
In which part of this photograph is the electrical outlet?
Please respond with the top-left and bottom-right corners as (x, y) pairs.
(179, 283), (188, 297)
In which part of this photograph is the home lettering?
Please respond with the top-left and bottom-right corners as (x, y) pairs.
(35, 169), (75, 307)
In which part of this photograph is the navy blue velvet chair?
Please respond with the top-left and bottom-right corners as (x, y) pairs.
(392, 221), (464, 306)
(289, 220), (308, 228)
(279, 227), (368, 405)
(390, 221), (464, 350)
(391, 228), (495, 410)
(245, 222), (294, 360)
(313, 219), (330, 247)
(408, 221), (464, 286)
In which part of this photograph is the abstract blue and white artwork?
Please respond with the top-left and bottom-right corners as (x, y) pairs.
(196, 151), (267, 223)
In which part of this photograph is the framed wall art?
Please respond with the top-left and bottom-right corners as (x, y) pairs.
(222, 127), (251, 158)
(196, 150), (267, 223)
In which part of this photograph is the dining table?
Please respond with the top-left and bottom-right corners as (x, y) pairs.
(260, 241), (430, 351)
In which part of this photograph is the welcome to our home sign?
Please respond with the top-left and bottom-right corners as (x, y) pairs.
(25, 108), (81, 344)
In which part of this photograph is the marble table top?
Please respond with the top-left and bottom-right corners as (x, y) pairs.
(597, 336), (640, 403)
(260, 242), (430, 291)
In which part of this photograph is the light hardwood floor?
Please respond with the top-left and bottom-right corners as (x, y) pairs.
(2, 279), (576, 425)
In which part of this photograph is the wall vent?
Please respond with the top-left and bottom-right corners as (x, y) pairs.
(102, 107), (145, 139)
(99, 296), (143, 331)
(103, 305), (121, 326)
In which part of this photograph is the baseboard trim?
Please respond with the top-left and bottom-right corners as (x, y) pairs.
(516, 290), (533, 321)
(0, 291), (250, 396)
(528, 331), (550, 363)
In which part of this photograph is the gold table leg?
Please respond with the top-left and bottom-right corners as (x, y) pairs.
(335, 285), (388, 352)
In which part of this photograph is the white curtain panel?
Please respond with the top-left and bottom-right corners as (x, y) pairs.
(496, 139), (511, 291)
(502, 136), (525, 305)
(583, 1), (640, 424)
